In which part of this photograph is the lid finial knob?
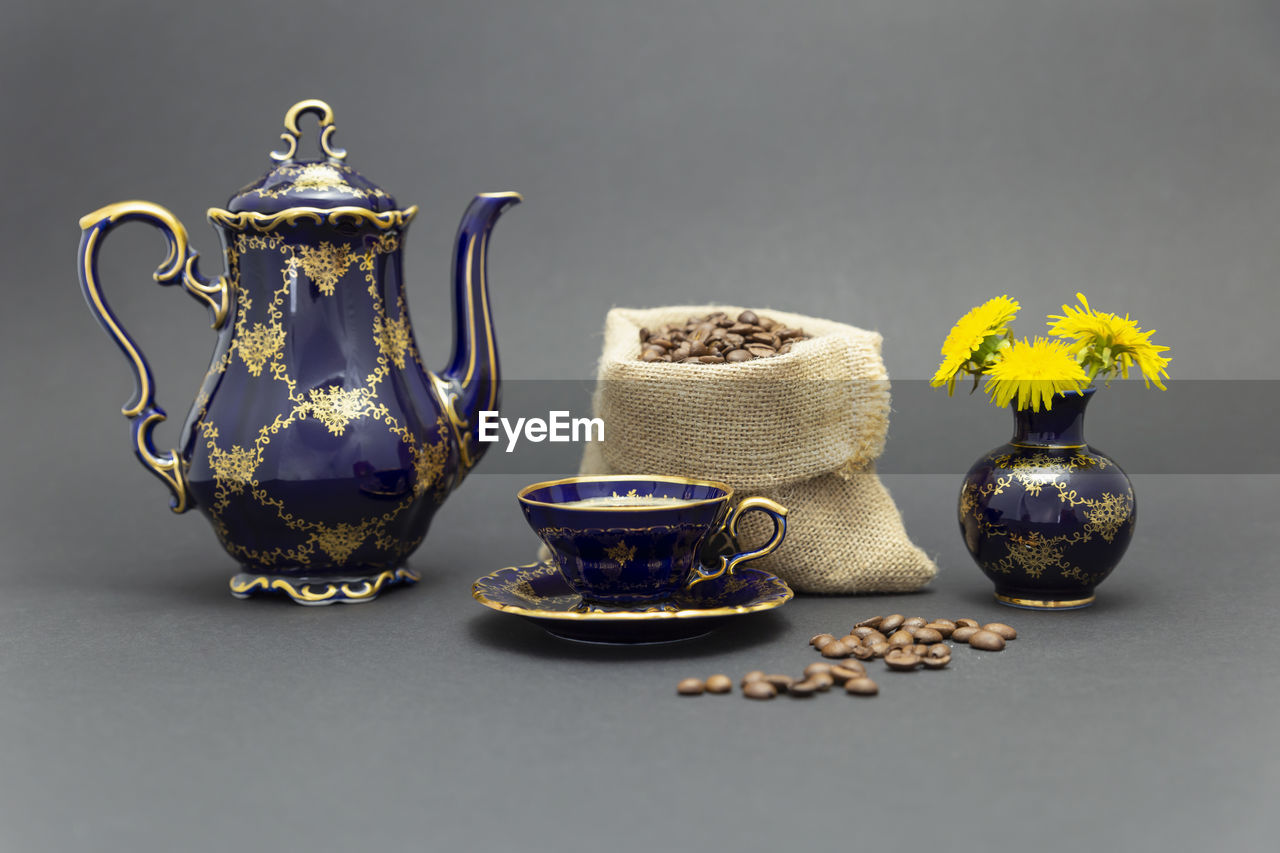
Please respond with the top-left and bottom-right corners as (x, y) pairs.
(269, 99), (347, 164)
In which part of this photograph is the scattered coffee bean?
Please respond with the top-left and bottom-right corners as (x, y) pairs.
(804, 662), (834, 678)
(821, 640), (853, 659)
(887, 630), (915, 648)
(911, 644), (931, 656)
(810, 633), (836, 648)
(926, 620), (956, 638)
(764, 674), (795, 692)
(869, 642), (892, 658)
(955, 618), (980, 629)
(845, 678), (880, 696)
(637, 311), (810, 363)
(968, 630), (1006, 651)
(743, 681), (777, 700)
(879, 614), (905, 633)
(982, 623), (1018, 641)
(913, 627), (944, 644)
(789, 679), (820, 697)
(809, 672), (835, 691)
(677, 678), (705, 695)
(830, 664), (865, 683)
(884, 649), (922, 671)
(852, 644), (875, 661)
(851, 626), (879, 640)
(926, 644), (951, 659)
(921, 655), (951, 670)
(855, 616), (884, 629)
(951, 626), (979, 644)
(742, 670), (767, 684)
(705, 674), (733, 694)
(902, 617), (927, 631)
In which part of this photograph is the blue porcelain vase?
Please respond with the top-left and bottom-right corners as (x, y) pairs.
(958, 388), (1135, 610)
(77, 100), (521, 604)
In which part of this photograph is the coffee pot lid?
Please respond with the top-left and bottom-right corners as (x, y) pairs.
(225, 100), (399, 215)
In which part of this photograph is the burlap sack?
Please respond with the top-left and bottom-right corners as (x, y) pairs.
(573, 305), (936, 594)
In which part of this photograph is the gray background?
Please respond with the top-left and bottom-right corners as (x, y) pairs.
(2, 1), (1277, 851)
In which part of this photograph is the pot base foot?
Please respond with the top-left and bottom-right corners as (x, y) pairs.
(229, 567), (419, 605)
(994, 592), (1095, 610)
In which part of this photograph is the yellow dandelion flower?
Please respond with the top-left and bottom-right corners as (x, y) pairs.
(983, 337), (1089, 412)
(931, 296), (1021, 394)
(1047, 293), (1170, 389)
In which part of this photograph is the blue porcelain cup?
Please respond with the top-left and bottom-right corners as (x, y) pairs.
(517, 475), (788, 605)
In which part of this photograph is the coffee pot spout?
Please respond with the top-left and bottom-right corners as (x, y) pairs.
(437, 192), (521, 481)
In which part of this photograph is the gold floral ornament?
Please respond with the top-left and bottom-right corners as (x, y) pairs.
(374, 314), (412, 368)
(930, 296), (1020, 395)
(236, 322), (287, 376)
(605, 540), (637, 566)
(983, 337), (1088, 412)
(207, 443), (258, 494)
(1047, 292), (1171, 388)
(296, 242), (356, 295)
(304, 386), (374, 435)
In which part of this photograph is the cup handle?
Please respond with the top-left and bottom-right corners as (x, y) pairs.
(687, 496), (788, 589)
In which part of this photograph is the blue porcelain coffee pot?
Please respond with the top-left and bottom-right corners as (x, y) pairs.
(77, 99), (521, 604)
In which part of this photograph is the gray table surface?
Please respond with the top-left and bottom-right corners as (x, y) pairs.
(4, 1), (1280, 850)
(3, 472), (1276, 852)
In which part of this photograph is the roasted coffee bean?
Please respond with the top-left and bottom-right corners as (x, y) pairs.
(925, 620), (956, 638)
(821, 640), (853, 659)
(677, 678), (705, 695)
(926, 644), (951, 659)
(851, 644), (875, 661)
(764, 674), (794, 692)
(878, 614), (905, 633)
(911, 644), (931, 656)
(921, 655), (950, 670)
(809, 672), (835, 691)
(743, 681), (777, 700)
(968, 630), (1006, 651)
(742, 670), (767, 685)
(638, 311), (809, 363)
(851, 625), (879, 639)
(855, 616), (884, 630)
(951, 626), (979, 644)
(955, 618), (980, 629)
(861, 630), (887, 646)
(811, 633), (836, 649)
(902, 617), (927, 630)
(804, 662), (834, 678)
(884, 649), (922, 671)
(845, 678), (879, 696)
(887, 630), (915, 648)
(789, 680), (820, 697)
(831, 663), (866, 683)
(705, 674), (733, 694)
(913, 627), (944, 644)
(839, 634), (861, 647)
(869, 642), (892, 658)
(982, 623), (1018, 640)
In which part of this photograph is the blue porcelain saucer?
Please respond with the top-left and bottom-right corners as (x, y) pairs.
(472, 561), (793, 644)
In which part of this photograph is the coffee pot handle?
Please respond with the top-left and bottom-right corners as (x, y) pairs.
(77, 201), (232, 513)
(687, 497), (789, 588)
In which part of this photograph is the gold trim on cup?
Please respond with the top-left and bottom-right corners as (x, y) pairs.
(516, 474), (735, 512)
